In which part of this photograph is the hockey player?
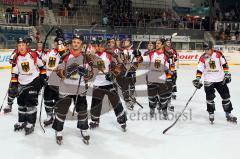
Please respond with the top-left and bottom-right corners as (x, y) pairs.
(35, 41), (44, 58)
(89, 39), (127, 131)
(144, 41), (154, 56)
(117, 38), (143, 110)
(53, 34), (93, 145)
(41, 44), (61, 127)
(11, 37), (47, 135)
(146, 39), (173, 119)
(193, 42), (237, 124)
(3, 43), (32, 114)
(164, 38), (178, 101)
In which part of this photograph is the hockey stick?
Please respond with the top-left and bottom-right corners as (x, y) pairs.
(0, 91), (8, 113)
(42, 26), (55, 52)
(162, 88), (198, 134)
(113, 78), (143, 109)
(39, 88), (46, 133)
(72, 74), (83, 116)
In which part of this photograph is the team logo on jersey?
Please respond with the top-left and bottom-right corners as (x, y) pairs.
(21, 61), (30, 72)
(154, 58), (161, 69)
(97, 59), (105, 71)
(209, 59), (216, 69)
(48, 56), (56, 68)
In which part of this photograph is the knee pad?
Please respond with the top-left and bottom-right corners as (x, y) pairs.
(206, 93), (216, 101)
(44, 99), (55, 107)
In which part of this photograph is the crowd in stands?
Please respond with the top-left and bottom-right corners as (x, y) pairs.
(217, 0), (240, 21)
(4, 5), (45, 25)
(216, 26), (240, 44)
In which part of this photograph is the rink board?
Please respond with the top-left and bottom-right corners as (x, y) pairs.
(1, 49), (240, 69)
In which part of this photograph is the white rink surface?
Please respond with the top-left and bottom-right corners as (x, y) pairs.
(0, 66), (240, 159)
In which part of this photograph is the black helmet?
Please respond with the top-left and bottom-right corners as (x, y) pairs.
(203, 42), (213, 50)
(64, 39), (71, 46)
(16, 37), (27, 44)
(72, 34), (84, 41)
(55, 28), (64, 39)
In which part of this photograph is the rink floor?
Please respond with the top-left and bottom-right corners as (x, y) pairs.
(0, 66), (240, 159)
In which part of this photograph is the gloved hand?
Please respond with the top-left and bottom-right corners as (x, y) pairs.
(222, 73), (231, 85)
(65, 63), (79, 78)
(78, 66), (89, 77)
(192, 77), (203, 89)
(8, 82), (19, 98)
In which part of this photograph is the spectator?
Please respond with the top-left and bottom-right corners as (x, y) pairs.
(5, 7), (12, 23)
(225, 26), (231, 41)
(235, 30), (239, 41)
(98, 0), (102, 9)
(12, 6), (19, 23)
(40, 0), (44, 8)
(82, 0), (87, 6)
(39, 7), (45, 24)
(102, 15), (108, 25)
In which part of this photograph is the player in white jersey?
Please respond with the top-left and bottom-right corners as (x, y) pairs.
(89, 39), (127, 131)
(146, 39), (173, 119)
(41, 47), (61, 127)
(11, 37), (47, 135)
(193, 42), (237, 124)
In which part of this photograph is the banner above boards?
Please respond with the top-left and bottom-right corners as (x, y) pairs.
(132, 35), (191, 42)
(1, 49), (240, 69)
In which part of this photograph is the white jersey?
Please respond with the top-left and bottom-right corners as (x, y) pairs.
(93, 52), (112, 86)
(42, 49), (61, 76)
(146, 49), (170, 83)
(197, 51), (226, 82)
(12, 52), (45, 85)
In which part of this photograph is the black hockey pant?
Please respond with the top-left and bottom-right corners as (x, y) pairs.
(90, 84), (126, 124)
(147, 82), (172, 110)
(204, 81), (233, 114)
(43, 85), (59, 116)
(52, 95), (88, 131)
(17, 77), (42, 124)
(116, 72), (136, 102)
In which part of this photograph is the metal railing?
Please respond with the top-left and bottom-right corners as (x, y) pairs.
(215, 21), (240, 32)
(2, 12), (42, 26)
(54, 14), (203, 31)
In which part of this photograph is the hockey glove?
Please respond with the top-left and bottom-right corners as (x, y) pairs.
(192, 78), (203, 89)
(65, 63), (79, 78)
(222, 73), (231, 85)
(8, 82), (19, 98)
